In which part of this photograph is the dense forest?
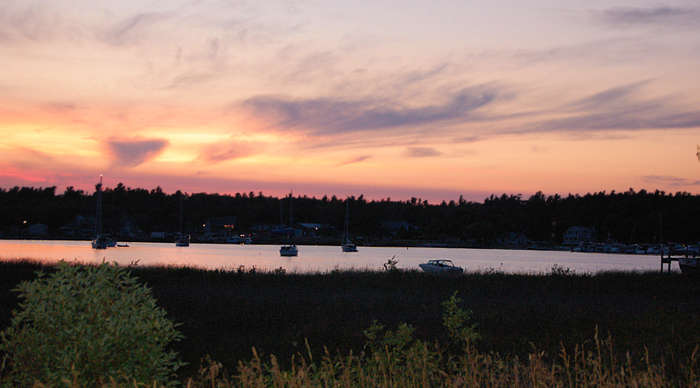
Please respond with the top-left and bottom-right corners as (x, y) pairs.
(0, 184), (698, 245)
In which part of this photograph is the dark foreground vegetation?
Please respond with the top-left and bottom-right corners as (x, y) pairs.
(1, 185), (699, 245)
(0, 260), (698, 386)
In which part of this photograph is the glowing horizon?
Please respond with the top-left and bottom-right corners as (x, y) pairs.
(1, 1), (699, 203)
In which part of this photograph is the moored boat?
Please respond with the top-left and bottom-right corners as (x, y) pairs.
(341, 198), (358, 252)
(92, 175), (108, 249)
(280, 192), (299, 256)
(91, 235), (108, 249)
(280, 244), (298, 257)
(175, 233), (190, 247)
(419, 259), (463, 274)
(342, 242), (358, 252)
(175, 193), (190, 247)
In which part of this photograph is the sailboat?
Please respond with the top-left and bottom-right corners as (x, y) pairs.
(175, 193), (190, 247)
(91, 175), (108, 249)
(341, 198), (358, 252)
(280, 192), (298, 256)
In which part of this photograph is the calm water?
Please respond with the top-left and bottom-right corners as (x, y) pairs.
(0, 239), (674, 274)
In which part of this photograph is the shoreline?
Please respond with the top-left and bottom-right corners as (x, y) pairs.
(0, 236), (677, 254)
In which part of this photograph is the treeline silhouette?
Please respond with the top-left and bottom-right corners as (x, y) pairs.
(1, 184), (698, 244)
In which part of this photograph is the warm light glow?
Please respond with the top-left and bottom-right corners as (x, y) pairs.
(0, 1), (698, 201)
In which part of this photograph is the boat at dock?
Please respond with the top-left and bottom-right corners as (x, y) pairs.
(659, 244), (699, 274)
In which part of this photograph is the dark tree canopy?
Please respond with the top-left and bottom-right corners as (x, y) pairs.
(0, 185), (698, 245)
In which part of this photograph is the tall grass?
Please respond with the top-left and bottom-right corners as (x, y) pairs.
(199, 335), (697, 387)
(10, 335), (700, 387)
(0, 259), (698, 386)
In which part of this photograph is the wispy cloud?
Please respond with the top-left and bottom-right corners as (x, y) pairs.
(565, 80), (652, 111)
(0, 3), (77, 43)
(642, 175), (700, 187)
(105, 138), (169, 167)
(510, 38), (656, 66)
(241, 84), (502, 135)
(99, 12), (172, 46)
(527, 81), (700, 134)
(164, 71), (220, 90)
(452, 135), (482, 143)
(404, 147), (442, 158)
(337, 155), (372, 166)
(597, 6), (700, 28)
(198, 141), (261, 163)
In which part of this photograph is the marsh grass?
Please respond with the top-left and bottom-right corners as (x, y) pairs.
(0, 259), (698, 386)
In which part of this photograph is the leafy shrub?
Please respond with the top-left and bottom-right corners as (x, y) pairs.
(441, 291), (480, 347)
(0, 262), (183, 386)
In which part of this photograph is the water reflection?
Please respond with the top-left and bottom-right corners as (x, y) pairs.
(0, 240), (674, 274)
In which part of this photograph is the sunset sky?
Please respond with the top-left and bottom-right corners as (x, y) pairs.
(1, 0), (699, 202)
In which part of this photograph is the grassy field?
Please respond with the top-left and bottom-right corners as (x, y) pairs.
(0, 259), (698, 386)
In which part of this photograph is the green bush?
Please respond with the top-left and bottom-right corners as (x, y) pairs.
(441, 291), (480, 347)
(0, 262), (183, 386)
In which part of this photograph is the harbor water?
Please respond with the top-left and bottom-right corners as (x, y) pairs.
(0, 239), (677, 274)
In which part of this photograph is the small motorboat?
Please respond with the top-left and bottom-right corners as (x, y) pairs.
(116, 243), (130, 247)
(175, 233), (190, 247)
(342, 242), (358, 252)
(105, 236), (117, 247)
(280, 244), (298, 257)
(91, 235), (109, 249)
(419, 259), (463, 274)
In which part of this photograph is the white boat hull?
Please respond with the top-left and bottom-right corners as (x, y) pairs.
(419, 264), (463, 274)
(419, 259), (463, 275)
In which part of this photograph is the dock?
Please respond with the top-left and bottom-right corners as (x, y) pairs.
(660, 247), (698, 273)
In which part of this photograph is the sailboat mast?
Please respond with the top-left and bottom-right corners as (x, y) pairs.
(95, 175), (103, 237)
(289, 192), (293, 226)
(178, 193), (184, 234)
(344, 199), (350, 242)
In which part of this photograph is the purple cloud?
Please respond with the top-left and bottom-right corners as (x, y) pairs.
(105, 138), (169, 167)
(566, 80), (652, 111)
(526, 81), (700, 134)
(598, 6), (700, 28)
(241, 85), (501, 135)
